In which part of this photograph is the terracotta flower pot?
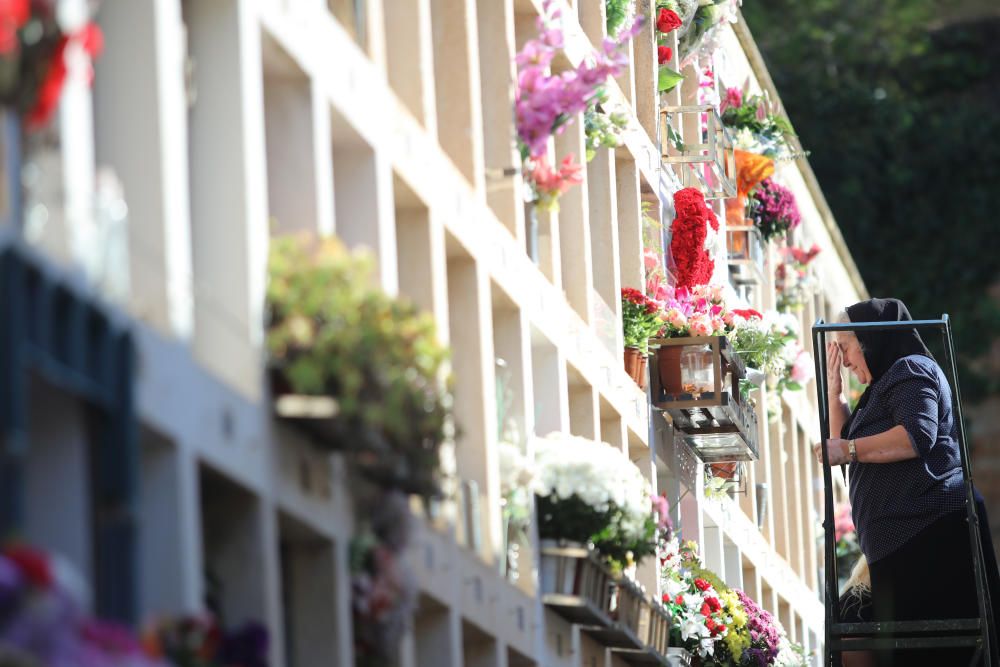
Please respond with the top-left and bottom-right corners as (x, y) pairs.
(657, 345), (683, 395)
(709, 462), (738, 479)
(624, 346), (647, 389)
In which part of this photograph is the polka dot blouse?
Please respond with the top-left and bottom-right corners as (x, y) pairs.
(846, 355), (966, 563)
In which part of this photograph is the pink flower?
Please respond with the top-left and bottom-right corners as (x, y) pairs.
(834, 503), (855, 542)
(664, 308), (688, 330)
(791, 350), (814, 384)
(720, 87), (742, 114)
(688, 313), (713, 337)
(755, 100), (768, 122)
(644, 248), (660, 271)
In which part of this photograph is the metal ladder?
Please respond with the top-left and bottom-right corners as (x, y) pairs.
(812, 316), (995, 666)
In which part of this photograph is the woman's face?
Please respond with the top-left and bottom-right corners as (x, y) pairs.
(836, 331), (872, 385)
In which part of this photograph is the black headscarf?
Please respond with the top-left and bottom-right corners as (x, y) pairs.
(841, 298), (933, 436)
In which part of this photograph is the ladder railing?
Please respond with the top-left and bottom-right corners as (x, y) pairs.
(812, 316), (994, 666)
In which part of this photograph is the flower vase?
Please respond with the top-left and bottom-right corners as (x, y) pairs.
(657, 345), (683, 395)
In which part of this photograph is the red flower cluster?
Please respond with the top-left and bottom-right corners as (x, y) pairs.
(25, 22), (104, 129)
(732, 308), (763, 321)
(693, 578), (711, 592)
(656, 8), (682, 34)
(669, 188), (718, 289)
(657, 45), (673, 65)
(0, 0), (29, 54)
(622, 286), (659, 314)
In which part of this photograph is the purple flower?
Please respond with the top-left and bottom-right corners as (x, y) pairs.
(747, 178), (801, 242)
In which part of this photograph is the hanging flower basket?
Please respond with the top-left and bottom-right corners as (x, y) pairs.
(649, 335), (759, 463)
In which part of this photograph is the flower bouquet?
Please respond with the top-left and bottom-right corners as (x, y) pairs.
(659, 539), (732, 660)
(775, 243), (820, 312)
(669, 188), (720, 290)
(0, 1), (103, 129)
(675, 0), (740, 66)
(720, 86), (797, 161)
(143, 616), (269, 667)
(745, 178), (801, 243)
(515, 0), (639, 211)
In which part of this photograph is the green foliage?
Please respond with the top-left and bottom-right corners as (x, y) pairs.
(605, 0), (632, 35)
(584, 92), (628, 161)
(743, 1), (1000, 401)
(266, 234), (453, 496)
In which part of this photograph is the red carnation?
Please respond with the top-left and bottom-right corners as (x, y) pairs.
(656, 8), (682, 34)
(675, 594), (684, 605)
(670, 188), (718, 289)
(716, 624), (727, 636)
(706, 596), (722, 612)
(693, 577), (711, 592)
(4, 545), (53, 587)
(662, 593), (671, 603)
(733, 308), (763, 320)
(658, 45), (673, 65)
(704, 608), (715, 622)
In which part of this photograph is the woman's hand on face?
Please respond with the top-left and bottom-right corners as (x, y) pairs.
(814, 439), (851, 466)
(826, 341), (843, 396)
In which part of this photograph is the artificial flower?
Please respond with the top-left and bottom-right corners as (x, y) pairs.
(658, 44), (673, 64)
(656, 8), (683, 33)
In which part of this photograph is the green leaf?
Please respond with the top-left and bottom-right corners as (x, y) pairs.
(658, 66), (684, 93)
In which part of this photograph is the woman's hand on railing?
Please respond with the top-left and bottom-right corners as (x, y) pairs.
(814, 438), (850, 466)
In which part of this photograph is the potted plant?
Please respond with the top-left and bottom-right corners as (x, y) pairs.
(534, 433), (661, 583)
(266, 234), (453, 498)
(622, 287), (666, 389)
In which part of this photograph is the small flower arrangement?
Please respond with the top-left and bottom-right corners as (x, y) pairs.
(0, 1), (103, 129)
(622, 286), (666, 355)
(721, 86), (797, 160)
(746, 178), (801, 243)
(657, 284), (733, 338)
(670, 187), (720, 290)
(533, 432), (660, 570)
(659, 539), (732, 659)
(514, 1), (640, 211)
(776, 339), (814, 394)
(775, 243), (821, 312)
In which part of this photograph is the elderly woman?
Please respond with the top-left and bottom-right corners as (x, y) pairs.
(813, 298), (1000, 666)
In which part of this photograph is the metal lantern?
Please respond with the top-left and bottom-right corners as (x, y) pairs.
(660, 104), (736, 200)
(727, 223), (766, 287)
(649, 336), (759, 463)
